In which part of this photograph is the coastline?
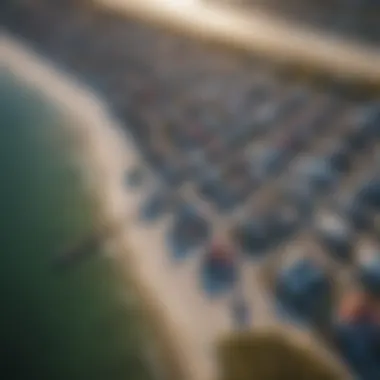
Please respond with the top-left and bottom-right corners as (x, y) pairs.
(1, 35), (187, 380)
(1, 31), (354, 380)
(1, 32), (244, 380)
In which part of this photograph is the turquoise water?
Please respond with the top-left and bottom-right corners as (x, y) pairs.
(0, 71), (153, 380)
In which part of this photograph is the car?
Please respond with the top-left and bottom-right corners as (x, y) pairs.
(357, 178), (380, 211)
(140, 190), (169, 222)
(235, 218), (272, 256)
(168, 205), (210, 260)
(314, 211), (354, 262)
(275, 258), (332, 327)
(200, 241), (238, 297)
(358, 257), (380, 297)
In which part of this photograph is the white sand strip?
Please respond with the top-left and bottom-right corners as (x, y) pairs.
(95, 0), (380, 85)
(1, 34), (232, 380)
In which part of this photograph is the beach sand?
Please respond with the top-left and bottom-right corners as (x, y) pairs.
(1, 32), (353, 380)
(95, 0), (380, 86)
(1, 34), (222, 380)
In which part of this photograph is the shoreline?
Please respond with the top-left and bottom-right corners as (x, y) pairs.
(1, 33), (354, 380)
(1, 35), (188, 380)
(1, 31), (243, 380)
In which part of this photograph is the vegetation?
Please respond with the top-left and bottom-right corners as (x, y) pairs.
(217, 328), (349, 380)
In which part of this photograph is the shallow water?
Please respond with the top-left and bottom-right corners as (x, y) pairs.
(0, 71), (154, 380)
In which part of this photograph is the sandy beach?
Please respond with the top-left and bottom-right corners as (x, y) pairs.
(1, 30), (355, 380)
(95, 0), (380, 85)
(1, 34), (225, 380)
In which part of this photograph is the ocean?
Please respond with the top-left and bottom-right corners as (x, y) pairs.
(0, 70), (154, 380)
